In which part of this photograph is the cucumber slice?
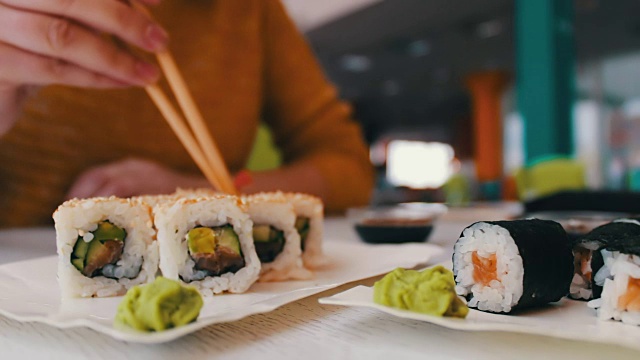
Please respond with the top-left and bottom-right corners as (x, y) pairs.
(295, 217), (310, 250)
(72, 238), (89, 259)
(71, 258), (85, 272)
(216, 225), (241, 255)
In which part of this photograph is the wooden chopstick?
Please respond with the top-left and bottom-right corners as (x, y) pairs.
(145, 85), (226, 192)
(132, 2), (238, 195)
(154, 52), (237, 195)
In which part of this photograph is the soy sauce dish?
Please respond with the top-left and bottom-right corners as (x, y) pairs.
(348, 203), (447, 244)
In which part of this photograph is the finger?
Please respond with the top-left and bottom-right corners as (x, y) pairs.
(0, 42), (131, 88)
(0, 7), (159, 85)
(116, 0), (162, 7)
(132, 0), (161, 5)
(66, 167), (112, 199)
(0, 0), (168, 53)
(90, 179), (135, 198)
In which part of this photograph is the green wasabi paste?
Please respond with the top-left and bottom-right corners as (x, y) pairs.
(114, 277), (204, 332)
(373, 266), (468, 318)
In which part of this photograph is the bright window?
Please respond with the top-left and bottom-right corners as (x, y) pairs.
(386, 140), (454, 188)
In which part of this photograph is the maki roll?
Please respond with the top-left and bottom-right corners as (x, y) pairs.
(453, 219), (573, 313)
(586, 219), (640, 325)
(570, 239), (600, 300)
(282, 193), (325, 269)
(246, 192), (313, 282)
(154, 195), (260, 295)
(570, 219), (640, 300)
(589, 244), (640, 325)
(54, 197), (158, 298)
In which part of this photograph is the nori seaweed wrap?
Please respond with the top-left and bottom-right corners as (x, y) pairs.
(588, 222), (640, 325)
(453, 219), (573, 313)
(577, 219), (640, 299)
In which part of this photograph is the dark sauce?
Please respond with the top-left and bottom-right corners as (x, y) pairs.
(355, 218), (434, 244)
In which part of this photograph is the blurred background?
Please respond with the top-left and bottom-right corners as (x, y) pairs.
(264, 0), (640, 207)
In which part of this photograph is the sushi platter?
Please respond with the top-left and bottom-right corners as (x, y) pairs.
(0, 241), (441, 343)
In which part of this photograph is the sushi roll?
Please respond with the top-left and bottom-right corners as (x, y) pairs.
(173, 187), (220, 198)
(282, 193), (325, 269)
(154, 195), (260, 295)
(134, 188), (220, 209)
(570, 219), (640, 300)
(570, 237), (601, 300)
(589, 242), (640, 325)
(245, 192), (313, 282)
(586, 219), (640, 325)
(54, 197), (158, 298)
(133, 194), (181, 208)
(453, 219), (573, 313)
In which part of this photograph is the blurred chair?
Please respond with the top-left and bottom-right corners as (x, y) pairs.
(246, 123), (282, 172)
(443, 173), (471, 206)
(515, 157), (586, 201)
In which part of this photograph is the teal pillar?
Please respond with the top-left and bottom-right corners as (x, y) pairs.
(516, 0), (575, 163)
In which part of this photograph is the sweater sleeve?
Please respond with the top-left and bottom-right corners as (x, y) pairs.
(260, 0), (374, 213)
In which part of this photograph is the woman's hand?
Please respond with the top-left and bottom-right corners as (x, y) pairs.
(66, 158), (210, 199)
(0, 0), (167, 134)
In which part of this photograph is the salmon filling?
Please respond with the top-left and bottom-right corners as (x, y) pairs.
(472, 252), (498, 286)
(618, 277), (640, 312)
(573, 248), (592, 282)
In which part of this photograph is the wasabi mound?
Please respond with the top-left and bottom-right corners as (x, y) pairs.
(374, 266), (468, 318)
(115, 277), (203, 332)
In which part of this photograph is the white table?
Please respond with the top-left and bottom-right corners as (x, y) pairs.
(0, 209), (638, 360)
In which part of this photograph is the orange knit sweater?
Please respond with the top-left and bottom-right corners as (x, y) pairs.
(0, 0), (374, 228)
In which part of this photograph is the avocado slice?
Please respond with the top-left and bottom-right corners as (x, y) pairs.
(93, 221), (126, 242)
(187, 227), (217, 254)
(269, 227), (285, 243)
(187, 225), (242, 256)
(253, 225), (285, 244)
(252, 225), (272, 242)
(187, 225), (244, 276)
(295, 217), (310, 251)
(71, 220), (126, 277)
(253, 225), (285, 263)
